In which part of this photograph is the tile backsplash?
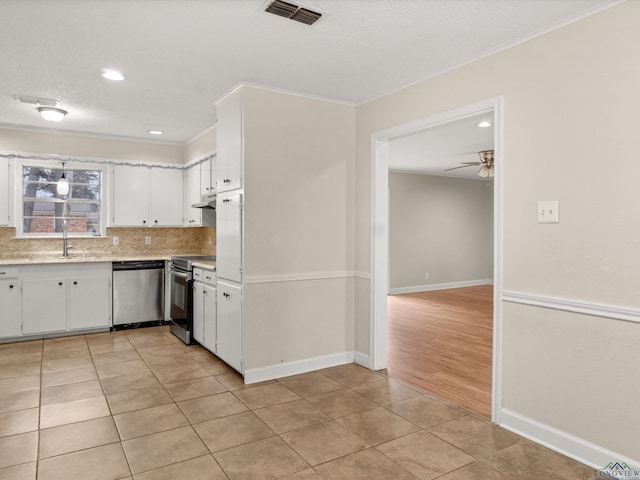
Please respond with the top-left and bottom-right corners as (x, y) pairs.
(0, 226), (216, 259)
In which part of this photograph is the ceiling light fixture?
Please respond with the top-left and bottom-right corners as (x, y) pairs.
(38, 107), (68, 122)
(57, 162), (70, 196)
(476, 120), (492, 128)
(148, 130), (163, 135)
(102, 69), (125, 81)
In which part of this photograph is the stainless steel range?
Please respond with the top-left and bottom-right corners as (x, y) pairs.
(169, 255), (215, 344)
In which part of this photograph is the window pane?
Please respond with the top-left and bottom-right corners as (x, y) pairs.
(21, 165), (103, 236)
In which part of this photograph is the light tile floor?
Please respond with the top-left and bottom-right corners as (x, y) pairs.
(0, 326), (596, 480)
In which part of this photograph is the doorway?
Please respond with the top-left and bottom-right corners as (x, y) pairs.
(370, 97), (503, 422)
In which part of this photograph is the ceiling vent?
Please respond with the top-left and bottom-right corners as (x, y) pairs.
(265, 0), (322, 25)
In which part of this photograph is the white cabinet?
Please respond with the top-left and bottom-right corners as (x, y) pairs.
(113, 165), (183, 227)
(150, 168), (184, 226)
(69, 276), (110, 330)
(183, 163), (202, 226)
(0, 267), (20, 338)
(113, 165), (149, 226)
(216, 94), (242, 193)
(20, 263), (111, 336)
(192, 280), (205, 344)
(216, 193), (242, 283)
(216, 281), (242, 373)
(200, 156), (217, 196)
(203, 283), (216, 352)
(0, 158), (10, 226)
(22, 277), (67, 334)
(192, 267), (217, 353)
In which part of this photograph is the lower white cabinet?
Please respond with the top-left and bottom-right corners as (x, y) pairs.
(216, 281), (242, 373)
(192, 268), (217, 353)
(0, 276), (20, 338)
(22, 277), (67, 334)
(203, 284), (216, 352)
(20, 263), (111, 336)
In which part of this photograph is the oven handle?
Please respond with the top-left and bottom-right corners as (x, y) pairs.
(171, 269), (190, 280)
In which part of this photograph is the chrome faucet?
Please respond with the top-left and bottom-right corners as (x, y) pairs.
(62, 219), (73, 257)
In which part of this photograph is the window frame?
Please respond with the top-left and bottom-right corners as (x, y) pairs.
(14, 159), (109, 238)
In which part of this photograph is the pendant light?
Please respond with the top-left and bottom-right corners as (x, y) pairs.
(57, 162), (70, 196)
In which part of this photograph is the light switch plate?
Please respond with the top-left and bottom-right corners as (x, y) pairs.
(145, 236), (151, 245)
(537, 201), (559, 223)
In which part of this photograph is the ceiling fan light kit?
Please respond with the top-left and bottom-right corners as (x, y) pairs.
(444, 149), (494, 178)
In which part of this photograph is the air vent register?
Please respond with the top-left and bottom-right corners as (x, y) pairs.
(265, 0), (322, 26)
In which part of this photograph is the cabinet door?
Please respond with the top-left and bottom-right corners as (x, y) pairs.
(216, 282), (242, 372)
(183, 164), (202, 226)
(216, 193), (242, 283)
(69, 276), (110, 330)
(192, 281), (205, 344)
(203, 284), (216, 353)
(113, 165), (149, 226)
(216, 94), (242, 192)
(0, 158), (9, 226)
(200, 157), (214, 196)
(0, 279), (19, 337)
(22, 278), (67, 334)
(150, 168), (184, 226)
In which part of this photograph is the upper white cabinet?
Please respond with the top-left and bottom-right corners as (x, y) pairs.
(0, 157), (11, 226)
(150, 168), (183, 226)
(216, 95), (242, 193)
(183, 163), (202, 227)
(112, 165), (183, 227)
(200, 155), (217, 196)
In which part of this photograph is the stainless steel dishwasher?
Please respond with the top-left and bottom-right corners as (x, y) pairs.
(112, 260), (165, 327)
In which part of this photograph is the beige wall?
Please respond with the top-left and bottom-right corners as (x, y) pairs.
(0, 128), (183, 164)
(389, 172), (493, 290)
(183, 126), (216, 162)
(240, 86), (356, 371)
(355, 1), (640, 463)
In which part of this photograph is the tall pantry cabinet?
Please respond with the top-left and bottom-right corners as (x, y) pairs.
(215, 92), (244, 373)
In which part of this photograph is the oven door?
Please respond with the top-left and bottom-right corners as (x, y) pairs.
(170, 267), (192, 330)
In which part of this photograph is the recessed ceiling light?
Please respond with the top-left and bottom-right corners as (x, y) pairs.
(102, 69), (125, 81)
(148, 130), (163, 135)
(476, 120), (492, 128)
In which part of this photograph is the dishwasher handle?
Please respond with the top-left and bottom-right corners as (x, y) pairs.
(112, 260), (165, 271)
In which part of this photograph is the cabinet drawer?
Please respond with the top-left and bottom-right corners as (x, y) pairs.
(193, 268), (204, 281)
(202, 270), (216, 286)
(0, 267), (19, 278)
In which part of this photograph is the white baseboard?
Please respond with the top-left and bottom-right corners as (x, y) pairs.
(243, 351), (355, 384)
(389, 279), (493, 295)
(354, 351), (371, 369)
(500, 408), (640, 471)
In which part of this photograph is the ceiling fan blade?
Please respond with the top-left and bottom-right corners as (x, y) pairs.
(444, 164), (475, 171)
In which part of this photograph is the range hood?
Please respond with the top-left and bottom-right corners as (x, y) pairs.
(192, 193), (216, 209)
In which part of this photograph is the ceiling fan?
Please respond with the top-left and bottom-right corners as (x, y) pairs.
(445, 150), (494, 177)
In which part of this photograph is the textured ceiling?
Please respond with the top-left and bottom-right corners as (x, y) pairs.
(0, 0), (620, 145)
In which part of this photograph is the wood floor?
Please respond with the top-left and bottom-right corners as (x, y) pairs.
(386, 285), (493, 417)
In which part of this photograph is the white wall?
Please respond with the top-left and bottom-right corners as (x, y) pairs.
(239, 87), (357, 375)
(389, 172), (493, 291)
(355, 1), (640, 465)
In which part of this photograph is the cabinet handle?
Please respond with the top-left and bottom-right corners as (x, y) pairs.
(58, 282), (63, 286)
(223, 198), (230, 204)
(143, 220), (146, 224)
(154, 220), (158, 224)
(9, 284), (14, 289)
(73, 281), (78, 285)
(223, 292), (230, 298)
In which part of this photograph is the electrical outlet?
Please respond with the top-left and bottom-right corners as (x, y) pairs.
(425, 273), (430, 280)
(145, 236), (151, 245)
(113, 236), (119, 246)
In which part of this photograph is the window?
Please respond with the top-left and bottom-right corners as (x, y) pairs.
(20, 163), (104, 237)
